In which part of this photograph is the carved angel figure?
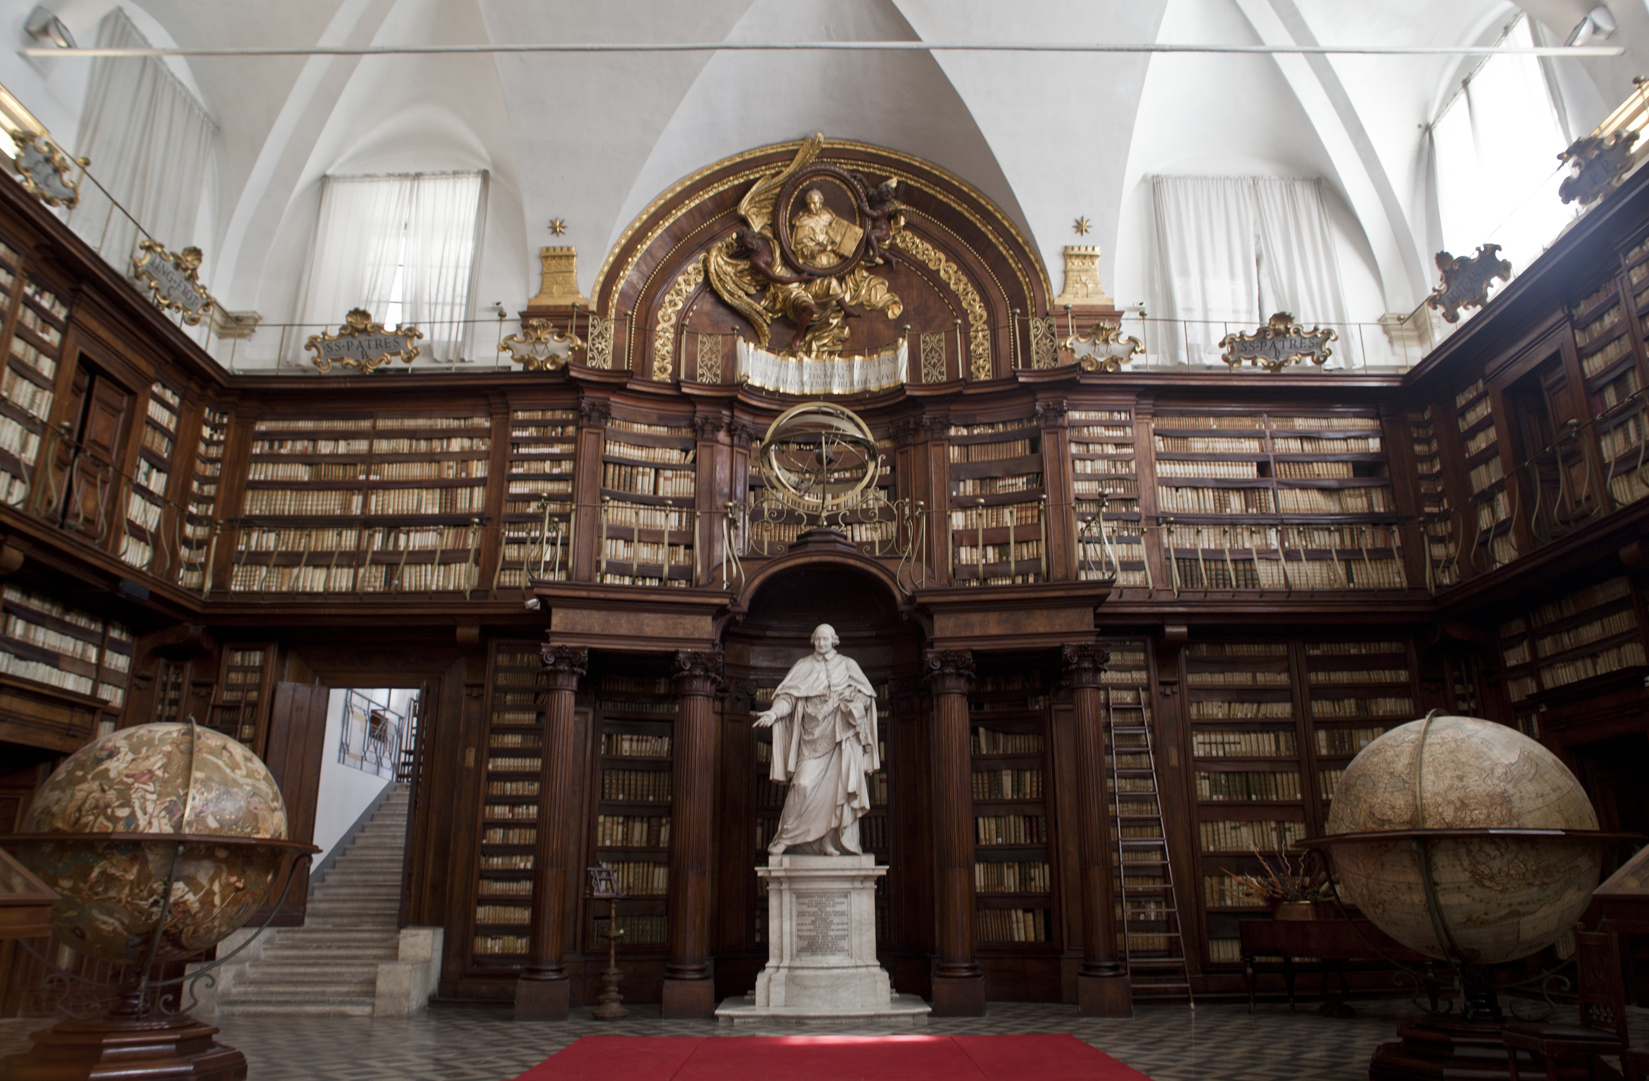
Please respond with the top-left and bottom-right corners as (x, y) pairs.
(704, 134), (905, 358)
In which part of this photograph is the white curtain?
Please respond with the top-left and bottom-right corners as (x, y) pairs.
(297, 172), (486, 363)
(1253, 178), (1347, 336)
(68, 8), (215, 269)
(1150, 175), (1347, 366)
(1430, 15), (1575, 277)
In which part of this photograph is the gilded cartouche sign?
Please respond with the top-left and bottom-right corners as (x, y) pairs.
(1220, 313), (1336, 372)
(133, 242), (214, 325)
(306, 309), (423, 374)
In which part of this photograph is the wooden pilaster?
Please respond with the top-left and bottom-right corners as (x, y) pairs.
(515, 643), (587, 1021)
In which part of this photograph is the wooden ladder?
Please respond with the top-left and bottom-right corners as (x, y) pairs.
(1106, 686), (1194, 1005)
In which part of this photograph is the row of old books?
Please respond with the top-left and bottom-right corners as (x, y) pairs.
(595, 814), (671, 848)
(974, 861), (1050, 893)
(975, 908), (1049, 942)
(974, 814), (1047, 846)
(1194, 770), (1302, 801)
(476, 878), (532, 897)
(601, 732), (670, 756)
(602, 768), (673, 802)
(1308, 695), (1413, 717)
(971, 769), (1042, 800)
(950, 438), (1033, 463)
(1190, 729), (1296, 757)
(1197, 819), (1304, 853)
(972, 728), (1042, 755)
(603, 860), (668, 895)
(486, 781), (541, 797)
(605, 439), (694, 465)
(483, 803), (537, 821)
(600, 463), (695, 497)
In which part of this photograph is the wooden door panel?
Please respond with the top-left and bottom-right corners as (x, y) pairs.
(261, 681), (331, 924)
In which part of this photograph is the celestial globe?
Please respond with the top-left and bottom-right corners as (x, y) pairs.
(1323, 714), (1601, 966)
(16, 721), (290, 964)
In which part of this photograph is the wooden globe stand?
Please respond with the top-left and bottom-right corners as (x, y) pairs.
(0, 837), (316, 1081)
(1, 993), (247, 1081)
(1304, 829), (1637, 1081)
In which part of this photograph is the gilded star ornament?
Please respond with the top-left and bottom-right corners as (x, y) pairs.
(549, 218), (567, 236)
(1073, 216), (1092, 236)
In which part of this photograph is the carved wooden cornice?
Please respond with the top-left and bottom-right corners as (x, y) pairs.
(924, 648), (975, 695)
(1061, 642), (1111, 689)
(673, 647), (726, 697)
(540, 644), (589, 691)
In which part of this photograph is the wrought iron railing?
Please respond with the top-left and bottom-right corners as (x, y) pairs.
(721, 487), (927, 594)
(337, 688), (408, 780)
(10, 424), (220, 593)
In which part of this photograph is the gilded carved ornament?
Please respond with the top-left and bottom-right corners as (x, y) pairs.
(889, 230), (991, 381)
(1066, 321), (1142, 373)
(703, 133), (906, 361)
(10, 131), (81, 209)
(652, 261), (706, 380)
(500, 318), (583, 371)
(1558, 130), (1640, 207)
(1426, 245), (1512, 325)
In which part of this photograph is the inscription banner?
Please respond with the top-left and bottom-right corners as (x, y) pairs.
(737, 339), (907, 395)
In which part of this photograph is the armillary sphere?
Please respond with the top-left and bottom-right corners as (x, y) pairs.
(756, 403), (881, 515)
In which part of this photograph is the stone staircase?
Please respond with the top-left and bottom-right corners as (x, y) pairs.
(216, 784), (413, 1017)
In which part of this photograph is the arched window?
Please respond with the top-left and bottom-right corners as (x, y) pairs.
(297, 171), (489, 364)
(1429, 14), (1577, 273)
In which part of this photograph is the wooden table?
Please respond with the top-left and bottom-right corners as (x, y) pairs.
(1239, 917), (1440, 1017)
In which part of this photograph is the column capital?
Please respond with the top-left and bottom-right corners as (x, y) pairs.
(1061, 642), (1111, 689)
(540, 644), (588, 692)
(672, 647), (725, 697)
(578, 397), (610, 428)
(923, 649), (975, 695)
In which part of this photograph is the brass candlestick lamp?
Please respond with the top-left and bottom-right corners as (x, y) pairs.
(588, 866), (628, 1020)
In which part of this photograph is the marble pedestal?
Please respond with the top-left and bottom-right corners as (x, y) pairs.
(715, 854), (930, 1023)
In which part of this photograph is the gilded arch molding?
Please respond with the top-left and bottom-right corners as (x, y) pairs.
(588, 137), (1055, 385)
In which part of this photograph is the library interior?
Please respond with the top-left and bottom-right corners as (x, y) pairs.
(2, 2), (1649, 1080)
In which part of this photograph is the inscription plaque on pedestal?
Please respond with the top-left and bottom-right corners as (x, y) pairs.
(795, 892), (851, 957)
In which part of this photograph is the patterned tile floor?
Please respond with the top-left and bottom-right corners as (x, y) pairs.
(3, 999), (1647, 1080)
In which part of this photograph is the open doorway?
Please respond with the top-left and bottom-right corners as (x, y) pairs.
(313, 686), (422, 867)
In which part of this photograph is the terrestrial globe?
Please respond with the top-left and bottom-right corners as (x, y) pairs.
(13, 721), (297, 965)
(1320, 713), (1602, 966)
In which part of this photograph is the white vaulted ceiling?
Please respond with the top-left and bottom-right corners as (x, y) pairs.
(1, 0), (1645, 327)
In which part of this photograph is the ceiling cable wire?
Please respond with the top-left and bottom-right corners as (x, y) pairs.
(23, 41), (1625, 59)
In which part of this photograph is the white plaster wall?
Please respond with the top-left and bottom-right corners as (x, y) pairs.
(310, 685), (417, 865)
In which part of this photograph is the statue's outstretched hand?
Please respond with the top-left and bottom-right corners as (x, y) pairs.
(753, 710), (777, 728)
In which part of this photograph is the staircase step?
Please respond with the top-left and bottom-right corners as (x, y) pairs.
(218, 997), (377, 1016)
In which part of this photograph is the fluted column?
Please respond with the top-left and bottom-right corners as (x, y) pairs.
(515, 644), (587, 1021)
(925, 648), (985, 1016)
(663, 647), (723, 1017)
(1064, 642), (1132, 1017)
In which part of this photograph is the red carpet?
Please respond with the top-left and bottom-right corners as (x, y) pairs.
(510, 1034), (1152, 1081)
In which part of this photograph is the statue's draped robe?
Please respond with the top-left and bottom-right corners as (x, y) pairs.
(767, 651), (879, 854)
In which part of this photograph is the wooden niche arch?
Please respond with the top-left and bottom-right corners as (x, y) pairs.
(589, 137), (1053, 385)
